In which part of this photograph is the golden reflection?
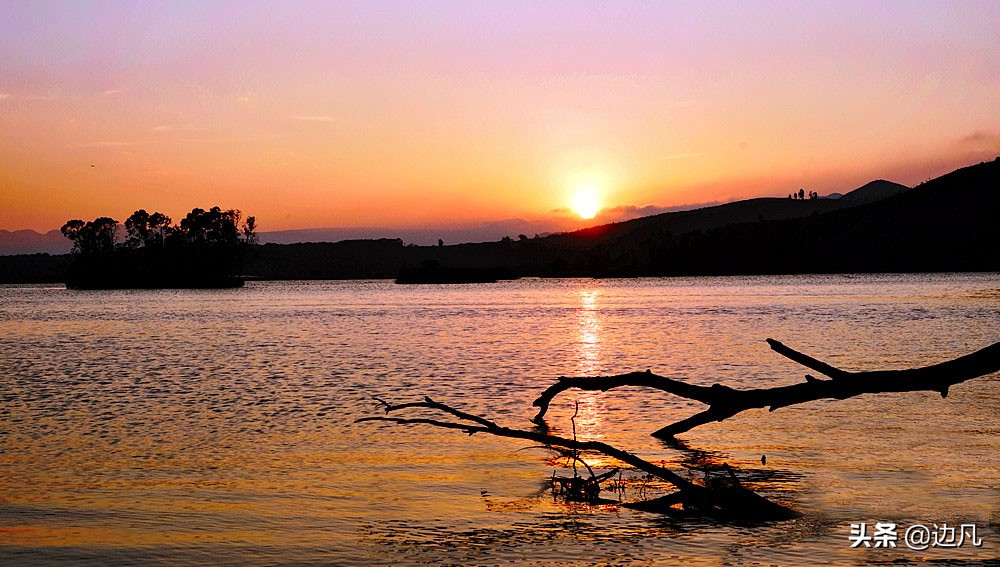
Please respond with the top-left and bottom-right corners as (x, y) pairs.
(574, 289), (604, 439)
(576, 289), (601, 376)
(573, 394), (603, 440)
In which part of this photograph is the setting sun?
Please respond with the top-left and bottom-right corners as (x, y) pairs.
(570, 187), (602, 219)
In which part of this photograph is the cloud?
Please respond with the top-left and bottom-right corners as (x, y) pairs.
(176, 136), (248, 144)
(552, 200), (725, 222)
(607, 201), (724, 218)
(72, 134), (244, 148)
(151, 123), (202, 132)
(71, 140), (144, 148)
(27, 94), (59, 101)
(290, 115), (340, 123)
(3, 93), (57, 101)
(959, 130), (1000, 148)
(0, 89), (123, 102)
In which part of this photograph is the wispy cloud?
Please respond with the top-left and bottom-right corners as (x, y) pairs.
(5, 93), (59, 101)
(176, 136), (250, 144)
(552, 200), (726, 221)
(959, 130), (1000, 147)
(1, 90), (120, 102)
(71, 140), (145, 148)
(608, 201), (723, 217)
(290, 115), (340, 123)
(151, 123), (202, 132)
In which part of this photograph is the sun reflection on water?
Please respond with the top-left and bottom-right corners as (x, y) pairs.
(576, 289), (601, 376)
(574, 289), (605, 439)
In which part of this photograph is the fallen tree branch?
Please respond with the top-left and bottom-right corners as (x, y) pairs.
(357, 397), (799, 520)
(532, 339), (1000, 438)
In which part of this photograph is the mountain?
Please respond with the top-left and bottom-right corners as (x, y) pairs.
(3, 158), (997, 281)
(259, 218), (559, 246)
(840, 180), (908, 202)
(245, 160), (997, 279)
(243, 175), (921, 279)
(0, 179), (903, 256)
(561, 158), (997, 275)
(536, 176), (910, 252)
(0, 230), (70, 256)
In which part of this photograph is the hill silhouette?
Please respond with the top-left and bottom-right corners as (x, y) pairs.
(529, 159), (993, 275)
(242, 158), (997, 279)
(0, 229), (70, 256)
(840, 179), (908, 202)
(2, 158), (997, 283)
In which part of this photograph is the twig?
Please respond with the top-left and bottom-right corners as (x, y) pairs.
(571, 401), (579, 478)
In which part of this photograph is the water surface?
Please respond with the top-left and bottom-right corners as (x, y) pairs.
(1, 275), (998, 564)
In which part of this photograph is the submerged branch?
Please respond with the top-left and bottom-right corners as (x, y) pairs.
(357, 397), (799, 520)
(532, 339), (1000, 438)
(359, 397), (697, 493)
(357, 339), (999, 523)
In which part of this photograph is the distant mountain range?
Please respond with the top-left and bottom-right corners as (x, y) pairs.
(0, 181), (901, 256)
(0, 230), (69, 256)
(238, 161), (994, 280)
(257, 218), (560, 247)
(0, 218), (567, 256)
(2, 159), (996, 282)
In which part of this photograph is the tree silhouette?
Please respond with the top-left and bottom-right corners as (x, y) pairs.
(60, 217), (118, 256)
(242, 216), (258, 246)
(61, 206), (256, 289)
(59, 220), (86, 253)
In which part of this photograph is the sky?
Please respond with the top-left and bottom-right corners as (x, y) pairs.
(2, 1), (999, 234)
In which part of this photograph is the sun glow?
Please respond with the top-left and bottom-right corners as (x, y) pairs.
(570, 186), (602, 219)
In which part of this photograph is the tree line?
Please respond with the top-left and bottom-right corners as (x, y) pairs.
(60, 206), (257, 289)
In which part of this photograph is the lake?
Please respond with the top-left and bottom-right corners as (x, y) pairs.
(1, 274), (998, 565)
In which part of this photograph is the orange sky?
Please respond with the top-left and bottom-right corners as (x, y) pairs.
(2, 2), (999, 233)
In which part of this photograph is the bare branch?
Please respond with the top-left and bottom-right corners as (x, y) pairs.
(532, 339), (1000, 438)
(357, 339), (1000, 523)
(532, 371), (719, 424)
(357, 397), (800, 520)
(356, 415), (487, 435)
(360, 397), (700, 492)
(765, 338), (849, 380)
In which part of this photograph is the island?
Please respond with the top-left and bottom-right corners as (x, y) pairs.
(59, 207), (257, 289)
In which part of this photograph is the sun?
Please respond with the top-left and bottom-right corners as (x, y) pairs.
(570, 186), (601, 219)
